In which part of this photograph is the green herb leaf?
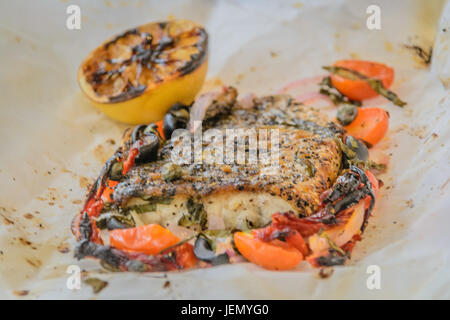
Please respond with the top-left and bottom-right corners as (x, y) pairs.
(178, 197), (208, 229)
(203, 229), (233, 238)
(319, 76), (362, 106)
(335, 137), (356, 159)
(126, 196), (173, 214)
(140, 195), (174, 205)
(127, 203), (157, 214)
(95, 211), (135, 229)
(348, 159), (387, 173)
(335, 137), (387, 172)
(322, 234), (346, 256)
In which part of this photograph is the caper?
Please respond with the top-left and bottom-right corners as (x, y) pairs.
(345, 135), (369, 161)
(109, 161), (124, 181)
(337, 104), (357, 126)
(161, 162), (182, 181)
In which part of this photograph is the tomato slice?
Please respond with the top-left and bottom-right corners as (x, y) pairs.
(234, 232), (303, 270)
(285, 230), (309, 256)
(345, 107), (389, 146)
(331, 60), (394, 101)
(110, 224), (180, 255)
(171, 243), (198, 269)
(101, 180), (119, 203)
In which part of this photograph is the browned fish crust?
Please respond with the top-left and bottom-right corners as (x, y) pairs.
(113, 94), (343, 216)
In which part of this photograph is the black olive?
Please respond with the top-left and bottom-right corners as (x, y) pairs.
(193, 236), (229, 265)
(193, 237), (216, 261)
(163, 103), (190, 139)
(337, 104), (358, 126)
(345, 135), (369, 161)
(131, 124), (147, 144)
(134, 133), (160, 164)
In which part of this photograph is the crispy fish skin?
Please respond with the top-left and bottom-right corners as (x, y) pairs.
(113, 94), (343, 217)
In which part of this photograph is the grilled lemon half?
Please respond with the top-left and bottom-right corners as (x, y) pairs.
(78, 20), (208, 124)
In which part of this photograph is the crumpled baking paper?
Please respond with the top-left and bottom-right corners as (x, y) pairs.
(0, 0), (449, 299)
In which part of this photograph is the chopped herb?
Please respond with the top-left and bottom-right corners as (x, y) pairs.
(95, 211), (135, 229)
(319, 76), (362, 106)
(323, 234), (346, 256)
(345, 135), (369, 161)
(203, 229), (233, 238)
(178, 197), (208, 229)
(348, 159), (387, 173)
(125, 197), (173, 214)
(127, 203), (157, 213)
(144, 196), (173, 204)
(323, 66), (406, 107)
(294, 151), (317, 178)
(335, 137), (356, 159)
(335, 137), (386, 172)
(161, 163), (183, 181)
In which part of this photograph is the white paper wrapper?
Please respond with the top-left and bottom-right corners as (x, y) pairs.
(0, 0), (449, 299)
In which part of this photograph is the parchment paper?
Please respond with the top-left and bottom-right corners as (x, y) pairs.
(0, 0), (449, 299)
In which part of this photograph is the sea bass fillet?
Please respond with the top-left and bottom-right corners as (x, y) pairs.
(110, 89), (343, 231)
